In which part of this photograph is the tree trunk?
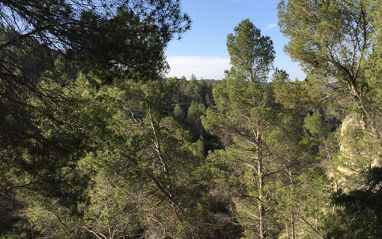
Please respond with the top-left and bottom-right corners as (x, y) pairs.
(289, 171), (296, 239)
(257, 136), (266, 239)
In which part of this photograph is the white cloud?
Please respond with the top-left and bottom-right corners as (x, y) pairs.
(166, 56), (230, 80)
(266, 23), (278, 30)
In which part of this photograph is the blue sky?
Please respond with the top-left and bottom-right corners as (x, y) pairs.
(165, 0), (306, 80)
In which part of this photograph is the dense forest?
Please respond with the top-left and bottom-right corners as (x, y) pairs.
(1, 0), (382, 238)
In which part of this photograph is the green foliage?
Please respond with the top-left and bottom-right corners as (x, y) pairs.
(227, 19), (275, 82)
(167, 76), (221, 153)
(0, 0), (191, 83)
(272, 70), (332, 110)
(75, 77), (212, 238)
(278, 0), (375, 102)
(0, 1), (193, 236)
(304, 111), (330, 139)
(202, 19), (301, 239)
(275, 167), (333, 238)
(173, 103), (185, 122)
(325, 167), (382, 239)
(3, 1), (382, 238)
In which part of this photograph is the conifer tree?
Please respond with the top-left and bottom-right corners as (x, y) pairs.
(202, 19), (280, 238)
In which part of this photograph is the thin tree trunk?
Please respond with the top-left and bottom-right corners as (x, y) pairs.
(291, 210), (295, 239)
(289, 170), (296, 239)
(257, 135), (266, 239)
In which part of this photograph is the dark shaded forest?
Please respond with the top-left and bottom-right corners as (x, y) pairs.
(1, 0), (382, 238)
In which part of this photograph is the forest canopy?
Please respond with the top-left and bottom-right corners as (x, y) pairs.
(1, 0), (382, 238)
